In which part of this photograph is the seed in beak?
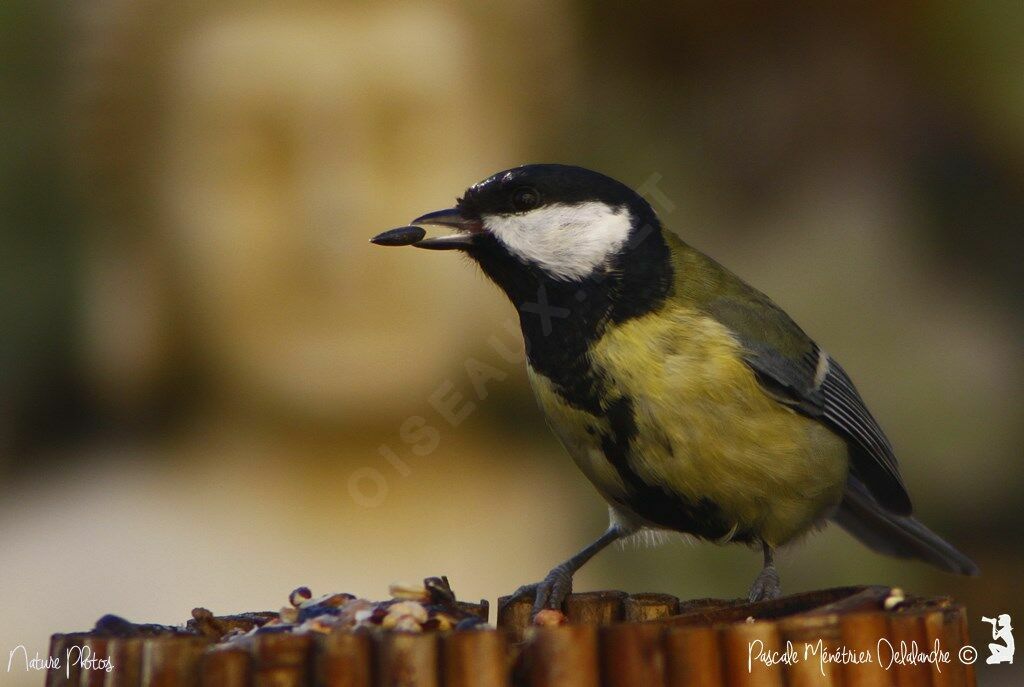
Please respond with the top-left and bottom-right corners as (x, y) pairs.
(370, 225), (426, 246)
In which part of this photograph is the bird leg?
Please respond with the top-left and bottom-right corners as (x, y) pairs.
(747, 540), (782, 602)
(501, 525), (627, 615)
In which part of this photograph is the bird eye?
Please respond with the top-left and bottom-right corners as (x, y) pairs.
(512, 187), (540, 212)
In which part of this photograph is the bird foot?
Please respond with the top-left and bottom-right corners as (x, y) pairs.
(500, 564), (575, 615)
(747, 564), (782, 602)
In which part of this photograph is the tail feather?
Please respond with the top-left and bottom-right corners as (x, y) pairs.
(832, 477), (979, 576)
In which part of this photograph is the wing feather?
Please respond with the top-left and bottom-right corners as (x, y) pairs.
(705, 295), (912, 515)
(818, 358), (911, 514)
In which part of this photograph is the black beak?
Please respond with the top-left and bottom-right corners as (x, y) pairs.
(409, 208), (483, 250)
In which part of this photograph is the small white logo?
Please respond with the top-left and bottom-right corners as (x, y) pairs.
(982, 614), (1014, 665)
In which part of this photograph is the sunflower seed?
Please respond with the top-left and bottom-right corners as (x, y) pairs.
(370, 225), (426, 246)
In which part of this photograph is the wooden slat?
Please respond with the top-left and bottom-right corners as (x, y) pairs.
(839, 612), (893, 687)
(443, 629), (509, 687)
(315, 632), (372, 687)
(200, 647), (251, 687)
(104, 637), (143, 687)
(721, 620), (784, 687)
(886, 613), (931, 687)
(46, 634), (81, 687)
(778, 613), (842, 687)
(376, 632), (439, 687)
(496, 596), (534, 644)
(253, 633), (313, 687)
(602, 622), (667, 687)
(519, 625), (599, 687)
(665, 625), (724, 687)
(79, 636), (109, 687)
(624, 593), (680, 622)
(565, 590), (627, 626)
(140, 636), (208, 687)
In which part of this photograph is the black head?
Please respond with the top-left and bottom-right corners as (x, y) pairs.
(402, 163), (674, 388)
(459, 164), (647, 221)
(407, 164), (673, 350)
(410, 164), (664, 283)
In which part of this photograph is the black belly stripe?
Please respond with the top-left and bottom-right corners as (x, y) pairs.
(600, 396), (750, 542)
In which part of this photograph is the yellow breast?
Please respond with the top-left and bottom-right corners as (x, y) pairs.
(529, 306), (848, 546)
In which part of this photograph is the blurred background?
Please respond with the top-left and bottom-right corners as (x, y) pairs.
(2, 1), (1022, 684)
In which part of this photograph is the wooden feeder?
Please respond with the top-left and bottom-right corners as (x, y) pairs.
(46, 585), (975, 687)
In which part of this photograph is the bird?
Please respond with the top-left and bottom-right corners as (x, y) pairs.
(388, 163), (978, 612)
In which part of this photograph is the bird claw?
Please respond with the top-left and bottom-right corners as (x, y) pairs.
(747, 564), (782, 602)
(498, 582), (539, 614)
(500, 564), (575, 616)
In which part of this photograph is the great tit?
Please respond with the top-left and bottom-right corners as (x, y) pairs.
(389, 164), (978, 611)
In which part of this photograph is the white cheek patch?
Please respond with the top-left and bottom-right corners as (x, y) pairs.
(483, 202), (633, 281)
